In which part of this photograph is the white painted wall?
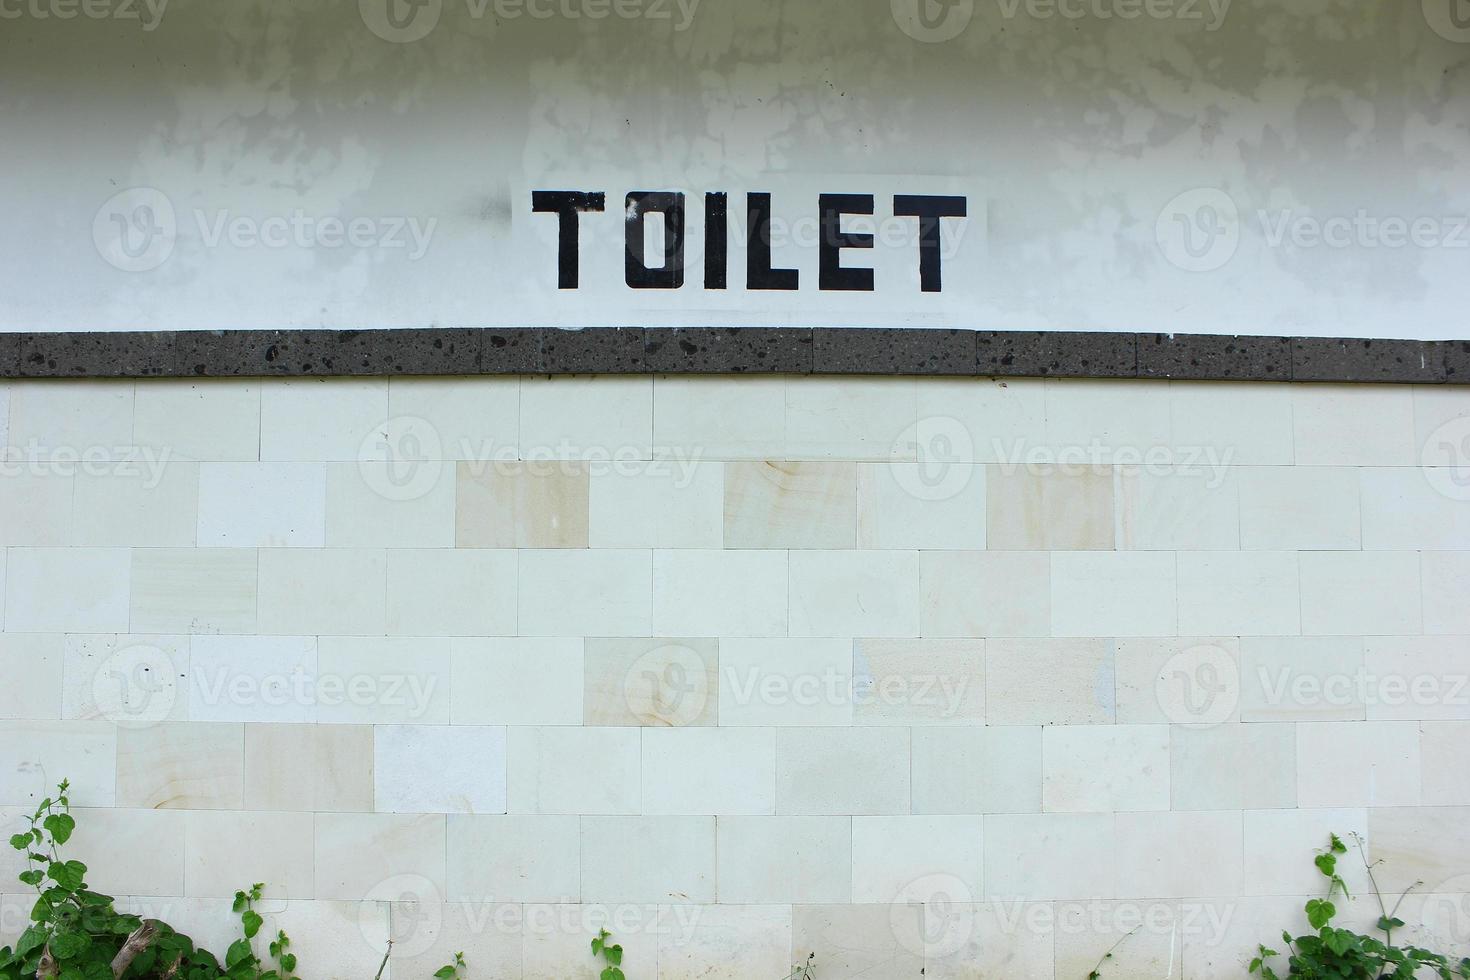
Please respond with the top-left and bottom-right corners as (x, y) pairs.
(1, 0), (1468, 336)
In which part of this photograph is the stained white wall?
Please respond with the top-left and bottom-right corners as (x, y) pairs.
(1, 0), (1468, 336)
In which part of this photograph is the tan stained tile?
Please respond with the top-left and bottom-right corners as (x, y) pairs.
(117, 722), (244, 809)
(584, 637), (718, 727)
(723, 461), (857, 549)
(986, 465), (1114, 550)
(243, 723), (374, 812)
(455, 460), (589, 548)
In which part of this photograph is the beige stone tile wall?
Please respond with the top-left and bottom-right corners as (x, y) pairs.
(0, 375), (1468, 978)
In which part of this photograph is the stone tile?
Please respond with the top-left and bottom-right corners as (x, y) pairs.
(985, 638), (1114, 726)
(983, 812), (1116, 900)
(1298, 551), (1422, 635)
(1423, 552), (1470, 634)
(244, 723), (374, 812)
(851, 815), (983, 902)
(0, 634), (63, 720)
(450, 637), (583, 726)
(641, 728), (776, 815)
(774, 728), (909, 815)
(919, 551), (1051, 638)
(587, 462), (723, 549)
(1239, 636), (1367, 723)
(1043, 378), (1171, 459)
(455, 460), (590, 548)
(719, 638), (852, 727)
(1292, 337), (1445, 384)
(0, 721), (117, 806)
(1116, 469), (1240, 550)
(130, 548), (258, 634)
(1368, 806), (1470, 894)
(67, 807), (185, 897)
(538, 326), (646, 374)
(385, 376), (519, 459)
(15, 332), (178, 378)
(652, 376), (786, 460)
(3, 380), (133, 452)
(313, 811), (447, 900)
(188, 635), (317, 724)
(322, 328), (484, 375)
(374, 724), (507, 815)
(655, 904), (792, 980)
(977, 331), (1136, 378)
(814, 328), (975, 375)
(580, 816), (715, 903)
(1238, 466), (1361, 550)
(0, 472), (72, 546)
(716, 816), (850, 904)
(116, 722), (244, 809)
(325, 460), (456, 548)
(852, 638), (984, 726)
(856, 461), (986, 550)
(1297, 720), (1421, 807)
(1176, 551), (1301, 636)
(1292, 384), (1416, 465)
(1042, 724), (1170, 812)
(1244, 807), (1372, 896)
(1363, 635), (1470, 721)
(911, 726), (1042, 814)
(723, 461), (858, 549)
(447, 814), (579, 902)
(653, 550), (787, 637)
(507, 726), (639, 815)
(519, 376), (652, 458)
(3, 547), (130, 633)
(384, 548), (517, 636)
(785, 376), (918, 460)
(1170, 724), (1296, 810)
(1169, 381), (1294, 465)
(1421, 723), (1470, 805)
(518, 550), (651, 636)
(791, 904), (926, 978)
(196, 462), (327, 547)
(583, 637), (718, 728)
(1050, 551), (1177, 637)
(1360, 465), (1470, 550)
(315, 636), (451, 724)
(70, 462), (199, 547)
(644, 327), (812, 373)
(1137, 333), (1291, 381)
(476, 328), (543, 374)
(1115, 636), (1240, 726)
(132, 380), (261, 461)
(1114, 810), (1242, 899)
(986, 465), (1114, 550)
(183, 810), (314, 899)
(789, 550), (919, 637)
(256, 548), (387, 635)
(258, 378), (388, 461)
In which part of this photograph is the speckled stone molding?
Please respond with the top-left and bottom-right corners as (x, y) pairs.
(1, 329), (1465, 383)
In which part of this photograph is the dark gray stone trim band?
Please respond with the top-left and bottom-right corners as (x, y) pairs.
(2, 329), (1465, 384)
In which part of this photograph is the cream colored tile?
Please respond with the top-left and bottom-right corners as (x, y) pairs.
(62, 633), (188, 726)
(1053, 900), (1183, 980)
(196, 462), (326, 547)
(1368, 806), (1470, 894)
(911, 726), (1041, 814)
(0, 633), (63, 720)
(1421, 722), (1470, 804)
(72, 464), (199, 546)
(244, 723), (374, 812)
(1117, 469), (1240, 550)
(1050, 551), (1176, 637)
(389, 896), (522, 980)
(984, 812), (1115, 900)
(852, 638), (983, 725)
(986, 638), (1114, 726)
(4, 381), (133, 455)
(130, 548), (257, 634)
(133, 381), (261, 462)
(653, 550), (786, 637)
(1114, 810), (1242, 898)
(1293, 384), (1416, 465)
(520, 376), (652, 459)
(583, 637), (718, 727)
(1042, 724), (1169, 813)
(1043, 379), (1171, 461)
(789, 550), (919, 637)
(641, 727), (775, 815)
(386, 376), (519, 460)
(374, 724), (507, 814)
(653, 376), (786, 460)
(1363, 635), (1470, 721)
(450, 637), (582, 725)
(856, 461), (986, 550)
(919, 551), (1050, 638)
(507, 726), (638, 815)
(851, 815), (982, 903)
(719, 638), (851, 727)
(117, 722), (243, 809)
(791, 904), (925, 978)
(4, 547), (130, 633)
(325, 460), (455, 548)
(0, 473), (72, 545)
(259, 378), (388, 461)
(775, 728), (909, 815)
(1424, 552), (1470, 634)
(656, 904), (791, 980)
(1115, 636), (1240, 726)
(1170, 724), (1296, 810)
(1297, 720), (1421, 807)
(1244, 807), (1372, 896)
(0, 721), (116, 806)
(723, 461), (857, 549)
(1361, 466), (1470, 550)
(456, 460), (589, 548)
(987, 465), (1114, 550)
(915, 377), (1047, 464)
(785, 377), (918, 461)
(587, 462), (723, 549)
(924, 900), (1055, 980)
(313, 812), (445, 900)
(184, 810), (314, 899)
(519, 903), (659, 980)
(385, 548), (517, 636)
(256, 548), (387, 635)
(1176, 551), (1301, 636)
(1238, 465), (1361, 550)
(316, 636), (450, 724)
(518, 550), (651, 637)
(446, 814), (579, 902)
(581, 816), (715, 904)
(1169, 381), (1294, 465)
(716, 816), (850, 904)
(1240, 636), (1367, 722)
(1299, 551), (1422, 635)
(189, 635), (316, 723)
(68, 807), (186, 897)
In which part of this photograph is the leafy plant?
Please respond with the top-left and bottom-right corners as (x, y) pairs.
(1, 780), (465, 980)
(1250, 832), (1470, 980)
(590, 928), (626, 980)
